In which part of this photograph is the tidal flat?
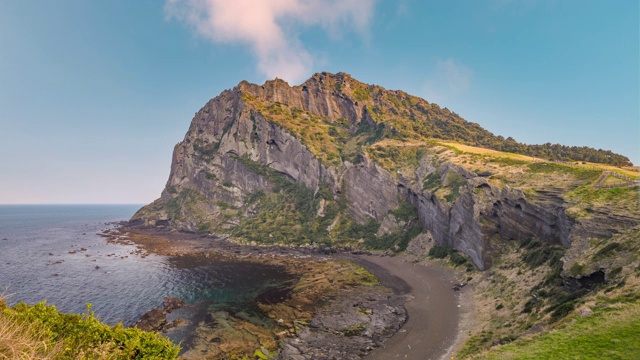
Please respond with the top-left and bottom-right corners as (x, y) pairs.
(105, 225), (412, 359)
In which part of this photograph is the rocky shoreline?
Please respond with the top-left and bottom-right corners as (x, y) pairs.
(103, 223), (409, 359)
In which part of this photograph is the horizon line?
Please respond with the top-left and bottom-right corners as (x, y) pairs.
(0, 203), (145, 206)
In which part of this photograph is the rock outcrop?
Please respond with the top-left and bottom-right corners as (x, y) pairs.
(133, 72), (638, 270)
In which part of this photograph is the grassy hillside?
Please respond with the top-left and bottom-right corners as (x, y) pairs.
(244, 73), (632, 166)
(0, 298), (179, 359)
(473, 300), (640, 359)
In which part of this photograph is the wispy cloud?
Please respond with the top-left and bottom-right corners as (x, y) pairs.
(165, 0), (375, 84)
(423, 58), (473, 105)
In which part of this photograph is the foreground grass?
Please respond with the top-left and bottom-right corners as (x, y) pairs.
(472, 301), (640, 360)
(0, 298), (179, 359)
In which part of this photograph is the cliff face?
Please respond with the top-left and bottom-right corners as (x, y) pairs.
(133, 72), (638, 270)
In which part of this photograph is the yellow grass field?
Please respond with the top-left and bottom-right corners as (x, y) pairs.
(437, 141), (639, 179)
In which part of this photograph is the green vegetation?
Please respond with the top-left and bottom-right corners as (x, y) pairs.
(443, 172), (466, 202)
(516, 237), (590, 323)
(474, 301), (640, 359)
(423, 172), (442, 191)
(165, 188), (208, 224)
(244, 72), (632, 168)
(567, 185), (636, 205)
(352, 87), (371, 101)
(527, 162), (600, 181)
(428, 245), (473, 270)
(231, 159), (338, 245)
(365, 144), (429, 174)
(368, 221), (421, 252)
(230, 157), (428, 250)
(192, 138), (219, 160)
(518, 237), (564, 268)
(0, 299), (179, 359)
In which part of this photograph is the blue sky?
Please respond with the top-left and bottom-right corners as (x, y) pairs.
(0, 0), (637, 204)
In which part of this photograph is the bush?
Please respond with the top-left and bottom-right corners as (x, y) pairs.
(429, 245), (449, 259)
(450, 251), (468, 266)
(1, 300), (180, 359)
(594, 242), (622, 259)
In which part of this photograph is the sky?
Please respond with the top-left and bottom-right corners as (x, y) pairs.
(0, 0), (638, 204)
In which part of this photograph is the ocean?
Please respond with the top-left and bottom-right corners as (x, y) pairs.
(0, 204), (293, 338)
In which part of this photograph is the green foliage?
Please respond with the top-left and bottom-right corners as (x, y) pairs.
(204, 172), (217, 181)
(253, 348), (270, 359)
(450, 251), (469, 266)
(368, 222), (421, 252)
(365, 145), (429, 173)
(474, 302), (640, 359)
(192, 139), (218, 160)
(527, 162), (601, 181)
(165, 188), (207, 222)
(487, 157), (529, 166)
(231, 158), (331, 245)
(458, 330), (494, 359)
(569, 262), (585, 276)
(443, 172), (466, 202)
(427, 245), (472, 267)
(342, 218), (380, 245)
(518, 238), (564, 268)
(594, 242), (622, 259)
(429, 245), (450, 259)
(1, 301), (179, 359)
(389, 200), (417, 222)
(353, 87), (371, 101)
(237, 154), (270, 176)
(244, 74), (631, 168)
(423, 172), (442, 191)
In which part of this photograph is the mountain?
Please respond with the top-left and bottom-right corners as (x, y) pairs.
(133, 71), (635, 267)
(132, 72), (640, 355)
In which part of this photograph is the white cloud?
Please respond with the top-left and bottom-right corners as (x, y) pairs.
(423, 58), (473, 105)
(165, 0), (375, 84)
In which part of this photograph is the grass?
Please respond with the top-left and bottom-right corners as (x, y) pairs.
(442, 172), (466, 202)
(438, 141), (536, 162)
(473, 301), (640, 359)
(0, 313), (61, 359)
(565, 186), (639, 219)
(527, 162), (600, 181)
(365, 142), (429, 174)
(0, 297), (179, 359)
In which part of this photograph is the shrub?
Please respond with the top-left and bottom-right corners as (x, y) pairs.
(429, 245), (449, 259)
(450, 251), (468, 266)
(1, 300), (180, 359)
(594, 242), (622, 259)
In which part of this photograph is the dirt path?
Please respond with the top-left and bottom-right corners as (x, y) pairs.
(352, 255), (462, 360)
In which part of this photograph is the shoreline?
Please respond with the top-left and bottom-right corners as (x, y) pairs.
(351, 254), (469, 360)
(106, 225), (470, 359)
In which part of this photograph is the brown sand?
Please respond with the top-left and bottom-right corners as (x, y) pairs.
(353, 254), (463, 360)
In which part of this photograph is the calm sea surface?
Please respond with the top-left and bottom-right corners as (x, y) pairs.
(0, 205), (293, 335)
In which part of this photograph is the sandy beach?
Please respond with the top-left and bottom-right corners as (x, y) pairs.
(352, 254), (468, 360)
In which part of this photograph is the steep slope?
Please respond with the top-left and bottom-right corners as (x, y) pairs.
(132, 72), (637, 272)
(133, 72), (640, 356)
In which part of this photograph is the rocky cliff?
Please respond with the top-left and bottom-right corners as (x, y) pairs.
(133, 72), (639, 271)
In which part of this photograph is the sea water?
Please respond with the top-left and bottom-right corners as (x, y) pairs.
(0, 205), (293, 332)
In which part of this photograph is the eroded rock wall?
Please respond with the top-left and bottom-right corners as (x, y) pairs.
(134, 73), (623, 270)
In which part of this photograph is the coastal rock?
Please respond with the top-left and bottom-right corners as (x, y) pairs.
(132, 72), (639, 270)
(136, 308), (166, 332)
(405, 232), (434, 258)
(135, 297), (186, 332)
(279, 287), (406, 360)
